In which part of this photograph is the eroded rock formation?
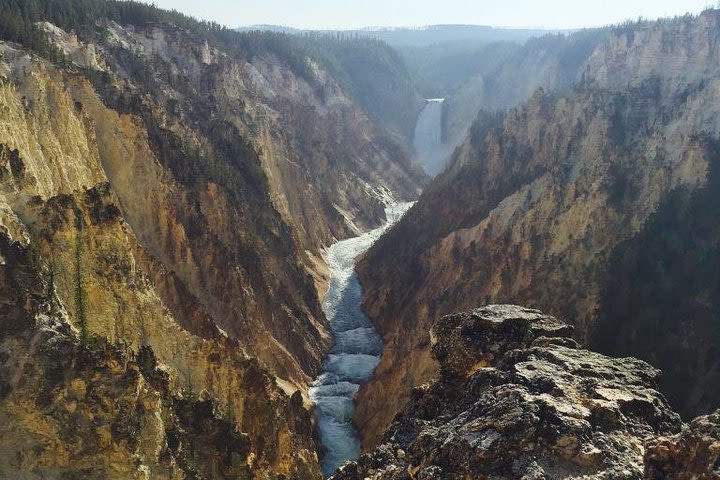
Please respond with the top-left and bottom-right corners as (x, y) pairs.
(645, 410), (720, 479)
(332, 305), (691, 480)
(0, 230), (320, 479)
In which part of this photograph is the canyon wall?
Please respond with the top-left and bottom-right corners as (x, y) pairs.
(30, 16), (424, 383)
(356, 10), (720, 448)
(0, 5), (423, 477)
(442, 29), (610, 160)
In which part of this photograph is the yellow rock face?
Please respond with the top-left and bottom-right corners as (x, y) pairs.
(0, 65), (105, 199)
(0, 42), (321, 479)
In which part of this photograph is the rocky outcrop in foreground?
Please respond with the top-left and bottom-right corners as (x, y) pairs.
(645, 410), (720, 479)
(332, 305), (711, 479)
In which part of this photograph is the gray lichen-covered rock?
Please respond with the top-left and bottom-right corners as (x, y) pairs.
(332, 305), (682, 479)
(644, 409), (720, 479)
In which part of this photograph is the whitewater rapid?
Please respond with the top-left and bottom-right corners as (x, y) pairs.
(310, 202), (413, 477)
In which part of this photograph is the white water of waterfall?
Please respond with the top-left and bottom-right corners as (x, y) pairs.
(310, 202), (414, 477)
(413, 98), (452, 176)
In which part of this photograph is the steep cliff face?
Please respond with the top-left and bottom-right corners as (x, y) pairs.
(298, 35), (424, 141)
(0, 228), (319, 479)
(27, 12), (422, 383)
(356, 10), (720, 447)
(0, 3), (424, 477)
(442, 29), (610, 156)
(0, 49), (320, 477)
(332, 306), (696, 479)
(588, 147), (720, 416)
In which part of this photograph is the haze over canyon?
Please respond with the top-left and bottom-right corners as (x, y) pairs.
(0, 1), (719, 479)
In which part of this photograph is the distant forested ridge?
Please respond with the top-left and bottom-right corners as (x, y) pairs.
(239, 24), (557, 48)
(0, 0), (317, 80)
(0, 0), (422, 140)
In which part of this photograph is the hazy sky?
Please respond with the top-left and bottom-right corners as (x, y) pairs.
(150, 0), (712, 30)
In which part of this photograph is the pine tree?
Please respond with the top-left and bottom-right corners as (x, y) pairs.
(74, 225), (88, 344)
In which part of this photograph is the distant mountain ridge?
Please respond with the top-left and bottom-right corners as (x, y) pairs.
(238, 23), (565, 47)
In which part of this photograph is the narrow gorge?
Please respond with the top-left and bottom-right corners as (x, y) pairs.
(310, 202), (412, 477)
(355, 6), (720, 458)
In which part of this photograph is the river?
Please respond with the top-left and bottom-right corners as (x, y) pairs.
(310, 202), (414, 477)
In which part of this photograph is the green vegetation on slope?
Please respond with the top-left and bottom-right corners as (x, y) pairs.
(593, 136), (720, 419)
(74, 225), (88, 344)
(0, 0), (316, 83)
(298, 33), (422, 139)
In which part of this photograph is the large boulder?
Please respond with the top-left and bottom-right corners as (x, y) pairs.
(644, 409), (720, 479)
(333, 305), (682, 479)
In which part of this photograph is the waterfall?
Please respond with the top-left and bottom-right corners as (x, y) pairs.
(310, 202), (413, 477)
(413, 98), (451, 176)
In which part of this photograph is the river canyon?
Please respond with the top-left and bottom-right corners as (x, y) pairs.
(2, 3), (720, 479)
